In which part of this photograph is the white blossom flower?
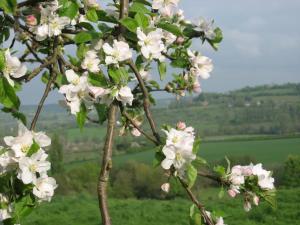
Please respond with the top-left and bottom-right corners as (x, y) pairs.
(161, 183), (170, 193)
(252, 163), (275, 190)
(229, 165), (245, 186)
(88, 86), (111, 99)
(253, 195), (260, 206)
(0, 149), (15, 174)
(161, 128), (195, 172)
(0, 194), (12, 221)
(188, 50), (213, 79)
(103, 40), (132, 65)
(34, 2), (70, 41)
(152, 0), (180, 17)
(17, 149), (51, 184)
(33, 176), (57, 202)
(244, 201), (252, 212)
(2, 49), (27, 86)
(137, 28), (165, 61)
(194, 17), (216, 40)
(4, 122), (51, 158)
(216, 217), (227, 225)
(81, 50), (100, 73)
(116, 86), (134, 106)
(84, 0), (100, 8)
(163, 31), (177, 46)
(59, 70), (90, 115)
(139, 69), (151, 80)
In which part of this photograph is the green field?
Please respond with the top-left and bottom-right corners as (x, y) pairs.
(22, 188), (300, 225)
(113, 138), (300, 167)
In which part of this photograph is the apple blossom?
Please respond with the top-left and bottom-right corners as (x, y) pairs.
(252, 163), (275, 190)
(216, 217), (227, 225)
(2, 49), (27, 86)
(163, 31), (177, 46)
(176, 121), (186, 130)
(137, 28), (165, 61)
(244, 201), (252, 212)
(194, 17), (216, 40)
(152, 0), (180, 17)
(161, 127), (196, 172)
(253, 195), (260, 206)
(17, 149), (51, 184)
(81, 50), (101, 73)
(0, 149), (15, 174)
(188, 50), (213, 79)
(84, 0), (100, 9)
(59, 70), (90, 115)
(139, 69), (151, 81)
(33, 177), (58, 202)
(0, 194), (12, 221)
(116, 86), (134, 106)
(103, 40), (132, 65)
(4, 122), (51, 158)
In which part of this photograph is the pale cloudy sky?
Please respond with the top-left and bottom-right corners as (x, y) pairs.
(19, 0), (300, 104)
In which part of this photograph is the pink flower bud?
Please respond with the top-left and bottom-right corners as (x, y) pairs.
(131, 128), (141, 137)
(161, 183), (170, 193)
(26, 15), (37, 26)
(253, 195), (260, 206)
(193, 81), (202, 93)
(176, 121), (186, 130)
(228, 189), (237, 198)
(176, 36), (185, 44)
(244, 201), (252, 212)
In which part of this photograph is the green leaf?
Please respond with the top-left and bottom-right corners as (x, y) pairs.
(88, 73), (108, 87)
(153, 151), (165, 167)
(213, 165), (226, 177)
(0, 49), (5, 72)
(120, 17), (139, 33)
(74, 32), (93, 44)
(76, 103), (87, 130)
(207, 27), (223, 51)
(130, 2), (151, 14)
(133, 0), (152, 7)
(194, 156), (207, 166)
(76, 44), (89, 60)
(0, 77), (20, 109)
(157, 22), (182, 36)
(11, 195), (35, 223)
(190, 204), (202, 225)
(158, 62), (167, 81)
(134, 13), (149, 29)
(94, 103), (108, 124)
(187, 164), (198, 188)
(96, 10), (118, 23)
(86, 8), (98, 22)
(108, 67), (129, 85)
(1, 107), (27, 125)
(192, 138), (201, 155)
(0, 0), (17, 14)
(59, 1), (79, 19)
(218, 186), (224, 199)
(27, 141), (40, 156)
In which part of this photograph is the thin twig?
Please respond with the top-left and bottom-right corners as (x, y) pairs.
(128, 60), (161, 143)
(178, 177), (215, 225)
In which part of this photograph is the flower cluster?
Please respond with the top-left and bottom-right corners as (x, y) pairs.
(29, 0), (71, 41)
(0, 123), (57, 222)
(227, 163), (275, 211)
(161, 122), (196, 175)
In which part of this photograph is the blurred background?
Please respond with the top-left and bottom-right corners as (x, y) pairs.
(1, 0), (300, 224)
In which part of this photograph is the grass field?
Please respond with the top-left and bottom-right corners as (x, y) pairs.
(113, 138), (300, 167)
(22, 188), (300, 225)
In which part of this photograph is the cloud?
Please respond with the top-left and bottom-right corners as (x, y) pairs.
(225, 29), (262, 57)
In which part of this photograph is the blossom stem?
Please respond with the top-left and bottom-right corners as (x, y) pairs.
(98, 100), (118, 225)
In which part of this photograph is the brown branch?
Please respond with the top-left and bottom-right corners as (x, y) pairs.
(121, 110), (160, 146)
(128, 60), (161, 143)
(30, 65), (58, 130)
(25, 50), (58, 82)
(24, 41), (44, 64)
(178, 177), (215, 225)
(198, 171), (230, 186)
(97, 101), (118, 225)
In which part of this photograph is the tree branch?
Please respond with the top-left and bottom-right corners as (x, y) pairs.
(97, 100), (118, 225)
(128, 60), (161, 143)
(178, 177), (215, 225)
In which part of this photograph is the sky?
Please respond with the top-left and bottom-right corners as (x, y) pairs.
(18, 0), (300, 104)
